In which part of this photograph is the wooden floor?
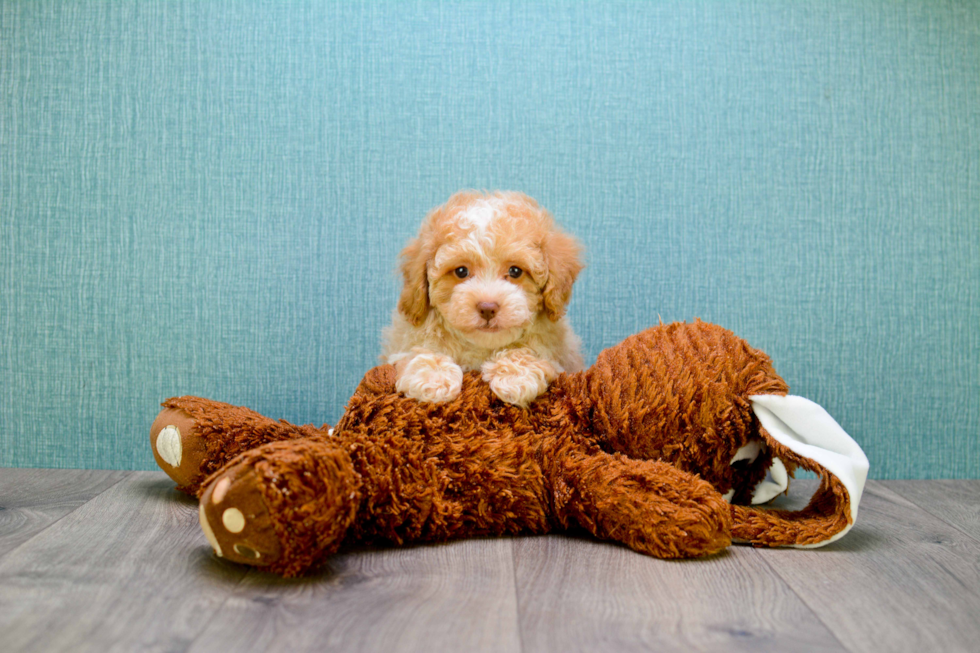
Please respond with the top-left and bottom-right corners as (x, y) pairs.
(1, 470), (978, 653)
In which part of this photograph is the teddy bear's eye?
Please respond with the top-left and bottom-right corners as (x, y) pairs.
(508, 266), (523, 279)
(454, 266), (469, 279)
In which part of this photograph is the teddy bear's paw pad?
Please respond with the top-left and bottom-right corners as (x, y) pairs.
(150, 407), (208, 488)
(198, 467), (282, 567)
(156, 425), (182, 467)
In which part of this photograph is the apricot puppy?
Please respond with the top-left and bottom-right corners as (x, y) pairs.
(382, 191), (584, 407)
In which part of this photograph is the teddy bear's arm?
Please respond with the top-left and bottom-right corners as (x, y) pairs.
(552, 447), (732, 559)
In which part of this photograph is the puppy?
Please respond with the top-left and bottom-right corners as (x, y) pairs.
(382, 190), (584, 407)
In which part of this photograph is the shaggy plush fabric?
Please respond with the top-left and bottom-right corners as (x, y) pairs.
(152, 320), (861, 576)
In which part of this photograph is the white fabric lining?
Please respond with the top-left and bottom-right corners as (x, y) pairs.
(727, 440), (790, 504)
(749, 394), (870, 548)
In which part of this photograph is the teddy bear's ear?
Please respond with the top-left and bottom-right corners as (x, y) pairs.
(542, 229), (585, 321)
(397, 237), (430, 327)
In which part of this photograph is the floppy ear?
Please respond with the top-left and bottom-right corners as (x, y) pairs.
(541, 229), (585, 321)
(396, 237), (430, 326)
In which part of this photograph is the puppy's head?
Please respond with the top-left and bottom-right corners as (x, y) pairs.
(398, 191), (584, 348)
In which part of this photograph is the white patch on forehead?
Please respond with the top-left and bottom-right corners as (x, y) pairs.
(431, 197), (511, 275)
(457, 198), (504, 234)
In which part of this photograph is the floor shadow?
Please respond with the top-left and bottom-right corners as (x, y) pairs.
(189, 544), (342, 588)
(130, 472), (198, 507)
(812, 525), (882, 553)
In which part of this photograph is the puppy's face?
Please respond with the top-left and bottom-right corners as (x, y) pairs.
(398, 192), (583, 349)
(428, 203), (545, 349)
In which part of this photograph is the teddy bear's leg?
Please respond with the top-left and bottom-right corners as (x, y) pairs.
(150, 396), (328, 495)
(196, 438), (359, 577)
(554, 449), (732, 558)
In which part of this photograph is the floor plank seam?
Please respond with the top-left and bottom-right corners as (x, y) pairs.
(181, 566), (256, 651)
(754, 551), (854, 653)
(744, 478), (854, 653)
(882, 484), (980, 547)
(0, 469), (133, 566)
(508, 538), (526, 653)
(142, 474), (255, 653)
(750, 477), (873, 653)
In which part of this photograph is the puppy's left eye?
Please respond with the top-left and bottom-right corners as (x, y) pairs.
(508, 266), (523, 279)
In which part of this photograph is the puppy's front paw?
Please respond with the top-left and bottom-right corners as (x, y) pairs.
(481, 350), (556, 408)
(396, 352), (464, 403)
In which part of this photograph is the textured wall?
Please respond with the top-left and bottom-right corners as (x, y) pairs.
(2, 1), (977, 477)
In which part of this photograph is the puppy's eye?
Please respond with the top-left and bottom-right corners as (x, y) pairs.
(508, 266), (523, 279)
(454, 266), (469, 279)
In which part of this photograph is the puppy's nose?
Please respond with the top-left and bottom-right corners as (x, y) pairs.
(477, 302), (499, 321)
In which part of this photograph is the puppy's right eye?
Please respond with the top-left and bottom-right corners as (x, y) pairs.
(453, 266), (469, 279)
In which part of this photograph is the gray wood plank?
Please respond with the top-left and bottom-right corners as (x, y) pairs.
(759, 480), (980, 653)
(884, 480), (980, 541)
(513, 532), (843, 652)
(0, 471), (251, 653)
(187, 538), (522, 653)
(0, 468), (130, 561)
(3, 470), (979, 653)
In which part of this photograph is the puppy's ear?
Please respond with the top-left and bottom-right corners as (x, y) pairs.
(541, 230), (584, 321)
(397, 237), (430, 326)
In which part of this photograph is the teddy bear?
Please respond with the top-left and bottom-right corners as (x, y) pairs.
(150, 320), (869, 577)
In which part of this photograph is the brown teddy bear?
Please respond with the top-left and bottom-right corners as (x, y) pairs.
(150, 321), (868, 577)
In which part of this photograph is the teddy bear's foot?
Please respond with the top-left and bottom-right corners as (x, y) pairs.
(150, 396), (330, 495)
(150, 405), (209, 493)
(196, 439), (361, 576)
(198, 462), (282, 568)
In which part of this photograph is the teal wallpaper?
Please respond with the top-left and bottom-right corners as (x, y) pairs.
(1, 1), (977, 478)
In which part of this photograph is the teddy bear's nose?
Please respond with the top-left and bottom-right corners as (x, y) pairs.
(477, 302), (499, 321)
